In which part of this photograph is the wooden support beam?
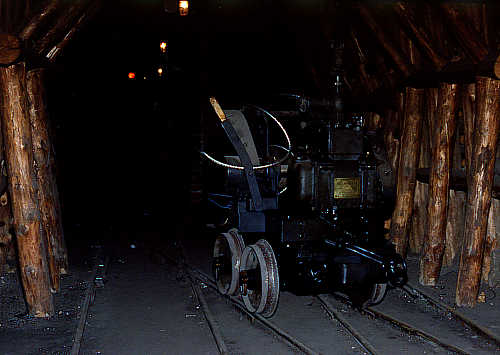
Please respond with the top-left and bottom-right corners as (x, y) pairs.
(46, 0), (101, 62)
(419, 83), (459, 286)
(456, 76), (500, 307)
(0, 63), (53, 317)
(382, 109), (400, 189)
(409, 181), (428, 254)
(0, 33), (21, 65)
(482, 199), (499, 284)
(409, 90), (434, 255)
(439, 4), (489, 64)
(355, 4), (412, 78)
(0, 192), (14, 273)
(390, 87), (424, 257)
(394, 2), (447, 71)
(349, 28), (378, 93)
(27, 68), (67, 291)
(462, 83), (476, 187)
(19, 0), (62, 42)
(444, 190), (466, 267)
(33, 0), (90, 57)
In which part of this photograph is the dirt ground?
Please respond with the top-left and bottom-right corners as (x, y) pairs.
(0, 256), (91, 354)
(2, 224), (500, 354)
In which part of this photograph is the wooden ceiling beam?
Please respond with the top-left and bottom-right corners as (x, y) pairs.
(46, 0), (101, 62)
(19, 0), (62, 42)
(33, 0), (91, 58)
(439, 3), (489, 64)
(0, 33), (22, 65)
(355, 3), (412, 78)
(394, 2), (447, 71)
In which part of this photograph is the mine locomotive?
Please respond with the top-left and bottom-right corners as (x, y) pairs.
(202, 93), (407, 318)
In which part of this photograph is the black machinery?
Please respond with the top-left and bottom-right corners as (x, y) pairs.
(201, 94), (407, 318)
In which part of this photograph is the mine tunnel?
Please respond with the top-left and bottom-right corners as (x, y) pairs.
(1, 0), (500, 354)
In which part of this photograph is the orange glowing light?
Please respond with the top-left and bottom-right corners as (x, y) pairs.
(157, 68), (163, 76)
(179, 0), (189, 16)
(160, 41), (167, 53)
(128, 72), (136, 79)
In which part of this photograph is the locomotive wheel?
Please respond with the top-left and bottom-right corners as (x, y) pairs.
(240, 239), (280, 317)
(365, 283), (387, 306)
(213, 228), (245, 295)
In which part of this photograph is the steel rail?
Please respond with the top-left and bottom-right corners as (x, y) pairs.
(404, 283), (500, 349)
(323, 291), (472, 355)
(315, 295), (379, 355)
(188, 274), (229, 355)
(365, 305), (469, 355)
(188, 267), (320, 355)
(70, 250), (108, 355)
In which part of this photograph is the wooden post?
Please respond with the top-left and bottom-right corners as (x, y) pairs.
(27, 69), (67, 291)
(463, 83), (476, 186)
(409, 99), (433, 255)
(419, 83), (459, 286)
(482, 199), (499, 284)
(456, 76), (500, 307)
(390, 87), (424, 257)
(444, 190), (466, 266)
(383, 109), (400, 180)
(0, 63), (53, 316)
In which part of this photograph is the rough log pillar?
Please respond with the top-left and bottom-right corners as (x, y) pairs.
(383, 109), (400, 180)
(420, 83), (459, 286)
(456, 76), (500, 307)
(0, 192), (14, 273)
(0, 63), (53, 316)
(482, 199), (499, 285)
(27, 69), (67, 291)
(444, 190), (466, 266)
(463, 83), (476, 186)
(409, 88), (436, 254)
(390, 87), (424, 257)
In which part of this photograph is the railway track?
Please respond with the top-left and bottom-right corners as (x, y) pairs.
(184, 258), (500, 355)
(72, 241), (500, 355)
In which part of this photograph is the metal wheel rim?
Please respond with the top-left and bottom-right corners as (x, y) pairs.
(213, 230), (245, 295)
(241, 239), (280, 317)
(367, 283), (387, 306)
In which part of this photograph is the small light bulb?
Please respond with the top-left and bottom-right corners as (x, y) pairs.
(179, 0), (189, 16)
(158, 68), (163, 75)
(160, 41), (167, 53)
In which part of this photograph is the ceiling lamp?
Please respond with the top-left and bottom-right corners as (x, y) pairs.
(160, 41), (167, 53)
(178, 1), (189, 16)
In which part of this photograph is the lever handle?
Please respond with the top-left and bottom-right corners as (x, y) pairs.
(209, 97), (226, 122)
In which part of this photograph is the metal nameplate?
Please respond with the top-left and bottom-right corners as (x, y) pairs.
(334, 178), (360, 199)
